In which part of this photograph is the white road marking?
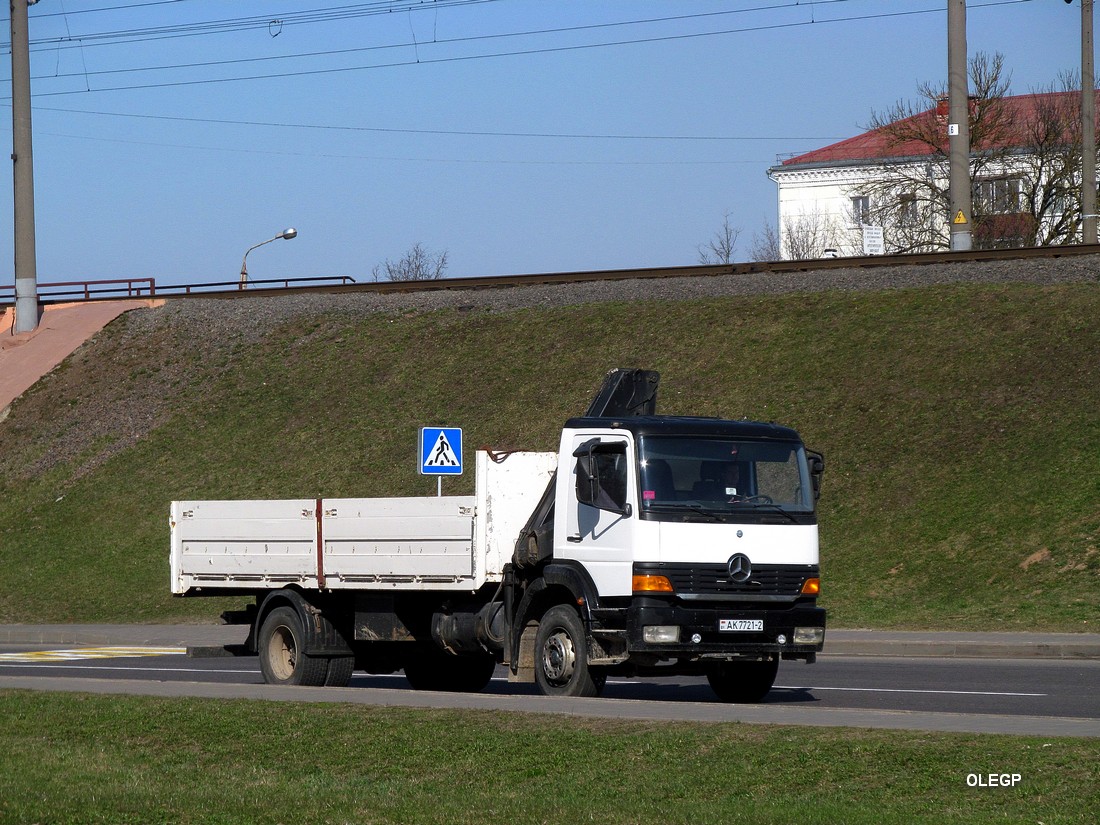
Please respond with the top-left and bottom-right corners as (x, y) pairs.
(773, 684), (1047, 697)
(0, 663), (259, 674)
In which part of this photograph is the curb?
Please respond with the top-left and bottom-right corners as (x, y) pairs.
(822, 636), (1100, 660)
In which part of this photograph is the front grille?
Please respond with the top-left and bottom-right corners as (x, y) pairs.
(636, 562), (816, 599)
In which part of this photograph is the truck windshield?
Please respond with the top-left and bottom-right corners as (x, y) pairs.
(638, 436), (814, 520)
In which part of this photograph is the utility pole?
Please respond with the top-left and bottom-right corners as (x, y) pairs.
(1082, 0), (1097, 245)
(10, 0), (40, 333)
(947, 0), (972, 251)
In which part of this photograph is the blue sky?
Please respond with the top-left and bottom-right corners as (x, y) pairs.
(0, 1), (1084, 286)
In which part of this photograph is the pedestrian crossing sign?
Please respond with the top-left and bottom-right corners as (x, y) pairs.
(419, 427), (463, 475)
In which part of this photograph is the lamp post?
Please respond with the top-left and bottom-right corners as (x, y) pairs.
(239, 227), (297, 288)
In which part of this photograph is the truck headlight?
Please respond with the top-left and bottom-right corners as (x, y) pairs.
(793, 627), (825, 645)
(643, 625), (680, 643)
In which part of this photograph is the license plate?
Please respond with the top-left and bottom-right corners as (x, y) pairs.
(719, 619), (763, 632)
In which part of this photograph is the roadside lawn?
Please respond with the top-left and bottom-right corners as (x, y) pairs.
(0, 691), (1094, 825)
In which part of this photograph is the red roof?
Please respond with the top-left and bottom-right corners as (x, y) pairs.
(782, 91), (1093, 166)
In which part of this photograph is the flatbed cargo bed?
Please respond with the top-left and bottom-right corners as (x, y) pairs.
(170, 451), (555, 595)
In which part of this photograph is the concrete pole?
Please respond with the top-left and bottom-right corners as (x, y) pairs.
(11, 0), (40, 333)
(1082, 0), (1097, 245)
(948, 0), (972, 251)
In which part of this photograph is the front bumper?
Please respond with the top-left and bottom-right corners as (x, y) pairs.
(623, 598), (826, 660)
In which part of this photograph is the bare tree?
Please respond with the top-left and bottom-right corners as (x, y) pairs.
(750, 212), (841, 262)
(1013, 72), (1085, 245)
(698, 213), (741, 264)
(749, 221), (781, 262)
(782, 209), (843, 260)
(854, 53), (1091, 251)
(372, 243), (449, 282)
(856, 52), (1011, 252)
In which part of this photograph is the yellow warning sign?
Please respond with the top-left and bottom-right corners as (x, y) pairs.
(953, 210), (968, 225)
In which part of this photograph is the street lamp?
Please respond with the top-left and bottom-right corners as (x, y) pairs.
(239, 227), (298, 287)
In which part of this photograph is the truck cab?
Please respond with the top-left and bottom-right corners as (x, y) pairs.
(510, 415), (825, 699)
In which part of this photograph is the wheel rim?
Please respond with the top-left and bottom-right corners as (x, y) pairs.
(267, 624), (297, 681)
(541, 628), (576, 685)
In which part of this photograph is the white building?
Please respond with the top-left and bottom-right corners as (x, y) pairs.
(767, 92), (1089, 259)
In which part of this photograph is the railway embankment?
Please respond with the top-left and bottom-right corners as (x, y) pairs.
(0, 252), (1096, 631)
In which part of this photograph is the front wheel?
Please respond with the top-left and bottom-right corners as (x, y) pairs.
(534, 605), (605, 698)
(707, 657), (779, 703)
(258, 606), (330, 687)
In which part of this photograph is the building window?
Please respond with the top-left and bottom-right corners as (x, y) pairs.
(973, 178), (1022, 215)
(972, 178), (1032, 248)
(897, 193), (919, 226)
(850, 195), (870, 226)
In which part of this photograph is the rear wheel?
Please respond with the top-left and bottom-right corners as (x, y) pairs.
(258, 606), (330, 687)
(707, 657), (779, 703)
(534, 605), (605, 698)
(324, 655), (355, 687)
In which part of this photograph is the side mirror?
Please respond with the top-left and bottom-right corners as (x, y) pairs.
(807, 451), (825, 500)
(575, 452), (601, 507)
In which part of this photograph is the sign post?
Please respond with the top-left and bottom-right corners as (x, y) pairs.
(419, 427), (463, 496)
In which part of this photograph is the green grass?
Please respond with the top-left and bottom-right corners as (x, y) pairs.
(0, 690), (1094, 825)
(0, 282), (1097, 628)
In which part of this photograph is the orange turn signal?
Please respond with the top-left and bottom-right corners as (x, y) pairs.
(801, 577), (821, 596)
(632, 574), (674, 593)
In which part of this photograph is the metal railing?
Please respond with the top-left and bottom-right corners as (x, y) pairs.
(0, 275), (357, 304)
(162, 275), (357, 295)
(0, 277), (156, 302)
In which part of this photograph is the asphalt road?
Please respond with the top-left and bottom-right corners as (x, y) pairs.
(1, 643), (1097, 737)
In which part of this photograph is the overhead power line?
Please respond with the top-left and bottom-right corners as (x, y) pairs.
(29, 127), (786, 165)
(16, 0), (500, 49)
(0, 0), (1036, 97)
(22, 103), (846, 143)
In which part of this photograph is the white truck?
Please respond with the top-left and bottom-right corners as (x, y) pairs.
(170, 369), (826, 701)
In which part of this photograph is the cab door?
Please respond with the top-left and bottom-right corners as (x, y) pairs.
(554, 434), (636, 597)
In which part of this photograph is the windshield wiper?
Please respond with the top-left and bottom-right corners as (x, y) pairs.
(650, 502), (723, 522)
(745, 502), (798, 522)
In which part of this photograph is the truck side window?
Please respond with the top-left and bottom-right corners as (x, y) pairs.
(574, 442), (631, 516)
(595, 451), (626, 508)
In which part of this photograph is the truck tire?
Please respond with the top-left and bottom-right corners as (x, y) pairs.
(324, 656), (355, 687)
(258, 606), (330, 687)
(706, 657), (779, 703)
(403, 647), (496, 693)
(534, 605), (605, 698)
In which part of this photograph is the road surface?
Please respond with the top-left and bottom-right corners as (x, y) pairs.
(1, 642), (1096, 737)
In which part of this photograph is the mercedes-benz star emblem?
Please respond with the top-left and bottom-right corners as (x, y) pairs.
(727, 553), (752, 583)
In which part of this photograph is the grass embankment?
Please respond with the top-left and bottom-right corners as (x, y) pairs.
(0, 691), (1094, 825)
(0, 282), (1097, 629)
